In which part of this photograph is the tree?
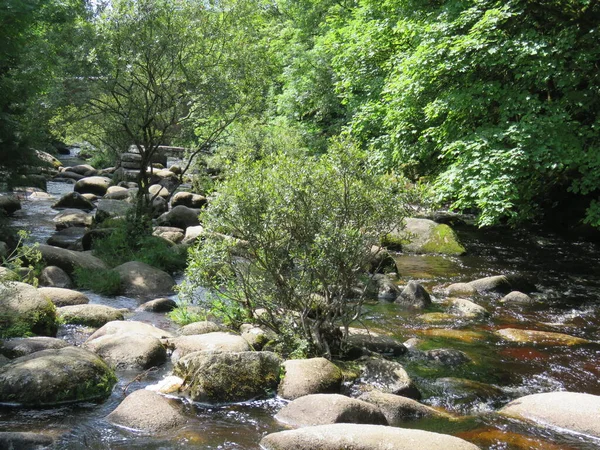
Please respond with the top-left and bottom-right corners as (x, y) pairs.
(78, 0), (269, 221)
(181, 139), (406, 358)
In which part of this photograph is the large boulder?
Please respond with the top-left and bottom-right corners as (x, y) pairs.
(113, 261), (175, 297)
(354, 357), (420, 399)
(57, 304), (125, 327)
(278, 358), (343, 400)
(495, 328), (590, 346)
(346, 328), (407, 357)
(0, 336), (69, 358)
(106, 389), (187, 433)
(74, 176), (112, 196)
(47, 227), (86, 250)
(383, 218), (466, 255)
(85, 333), (166, 370)
(0, 346), (116, 406)
(260, 424), (480, 450)
(358, 391), (447, 425)
(38, 266), (73, 288)
(170, 332), (250, 361)
(0, 195), (21, 215)
(52, 192), (95, 211)
(174, 350), (281, 403)
(0, 282), (57, 338)
(156, 205), (201, 229)
(53, 209), (94, 230)
(171, 191), (207, 209)
(499, 391), (600, 438)
(38, 244), (108, 275)
(395, 281), (432, 309)
(87, 320), (174, 341)
(467, 274), (536, 295)
(275, 394), (388, 428)
(38, 287), (89, 307)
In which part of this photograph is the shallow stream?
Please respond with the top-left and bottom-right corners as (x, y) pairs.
(1, 166), (599, 449)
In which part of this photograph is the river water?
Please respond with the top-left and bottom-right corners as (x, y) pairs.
(1, 163), (599, 449)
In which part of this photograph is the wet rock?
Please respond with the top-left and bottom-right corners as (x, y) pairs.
(446, 298), (489, 319)
(146, 375), (184, 395)
(358, 391), (448, 424)
(445, 282), (477, 297)
(171, 191), (207, 209)
(0, 337), (69, 358)
(137, 297), (177, 312)
(396, 281), (432, 309)
(468, 274), (536, 295)
(424, 348), (472, 366)
(52, 192), (95, 211)
(0, 346), (116, 406)
(38, 244), (108, 275)
(417, 312), (456, 324)
(346, 328), (407, 357)
(47, 227), (86, 250)
(85, 333), (166, 370)
(113, 261), (175, 297)
(383, 218), (466, 255)
(371, 274), (401, 301)
(431, 377), (504, 409)
(66, 164), (96, 176)
(495, 328), (590, 346)
(278, 358), (343, 400)
(87, 320), (174, 341)
(354, 357), (420, 399)
(500, 291), (533, 303)
(156, 205), (201, 229)
(106, 389), (187, 433)
(38, 287), (89, 307)
(53, 209), (94, 230)
(179, 321), (222, 335)
(0, 194), (21, 215)
(174, 350), (281, 403)
(74, 176), (112, 196)
(418, 328), (489, 343)
(260, 424), (480, 450)
(275, 394), (387, 428)
(0, 281), (57, 338)
(499, 391), (600, 439)
(367, 245), (397, 274)
(95, 198), (133, 222)
(170, 332), (250, 362)
(57, 304), (125, 327)
(57, 170), (84, 181)
(0, 432), (55, 449)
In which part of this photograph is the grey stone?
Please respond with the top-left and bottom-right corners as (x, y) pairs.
(39, 266), (73, 288)
(85, 333), (166, 370)
(57, 304), (125, 327)
(114, 261), (175, 297)
(170, 332), (250, 362)
(74, 176), (112, 196)
(156, 205), (201, 229)
(358, 391), (448, 424)
(0, 337), (69, 358)
(355, 357), (420, 399)
(52, 192), (95, 211)
(278, 358), (343, 400)
(396, 281), (432, 309)
(38, 287), (89, 307)
(38, 244), (108, 275)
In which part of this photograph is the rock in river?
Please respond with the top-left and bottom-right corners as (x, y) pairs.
(278, 358), (343, 400)
(114, 261), (175, 297)
(0, 346), (116, 406)
(0, 281), (57, 338)
(495, 328), (590, 346)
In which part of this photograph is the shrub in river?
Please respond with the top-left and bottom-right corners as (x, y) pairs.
(180, 139), (408, 358)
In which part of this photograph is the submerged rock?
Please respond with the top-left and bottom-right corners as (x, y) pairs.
(495, 328), (590, 346)
(261, 424), (480, 450)
(106, 389), (187, 433)
(275, 394), (387, 428)
(0, 281), (57, 338)
(174, 350), (281, 403)
(499, 391), (600, 439)
(0, 346), (116, 406)
(424, 348), (472, 367)
(354, 357), (420, 399)
(278, 358), (343, 400)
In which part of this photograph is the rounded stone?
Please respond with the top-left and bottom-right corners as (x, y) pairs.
(0, 337), (69, 358)
(278, 358), (343, 400)
(114, 261), (175, 297)
(38, 287), (89, 307)
(170, 332), (250, 362)
(39, 266), (73, 288)
(87, 320), (174, 341)
(495, 328), (590, 346)
(74, 176), (112, 196)
(179, 321), (222, 336)
(358, 391), (449, 425)
(85, 333), (166, 370)
(0, 281), (57, 338)
(57, 304), (125, 327)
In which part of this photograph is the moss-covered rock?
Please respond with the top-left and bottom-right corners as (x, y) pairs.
(57, 304), (125, 327)
(382, 218), (466, 256)
(0, 282), (58, 338)
(174, 350), (281, 403)
(278, 358), (343, 400)
(0, 346), (116, 406)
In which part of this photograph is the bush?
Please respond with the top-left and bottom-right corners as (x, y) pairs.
(180, 138), (407, 358)
(0, 230), (42, 286)
(73, 267), (122, 296)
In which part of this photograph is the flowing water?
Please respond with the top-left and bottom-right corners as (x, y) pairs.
(1, 158), (599, 449)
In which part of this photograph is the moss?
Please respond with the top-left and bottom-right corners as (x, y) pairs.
(0, 299), (57, 338)
(421, 224), (466, 255)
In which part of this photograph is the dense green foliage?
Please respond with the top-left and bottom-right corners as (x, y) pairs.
(72, 267), (122, 296)
(181, 140), (407, 357)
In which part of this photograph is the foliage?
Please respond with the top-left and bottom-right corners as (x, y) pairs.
(91, 218), (187, 273)
(0, 230), (42, 286)
(167, 304), (207, 326)
(72, 267), (122, 296)
(181, 139), (407, 358)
